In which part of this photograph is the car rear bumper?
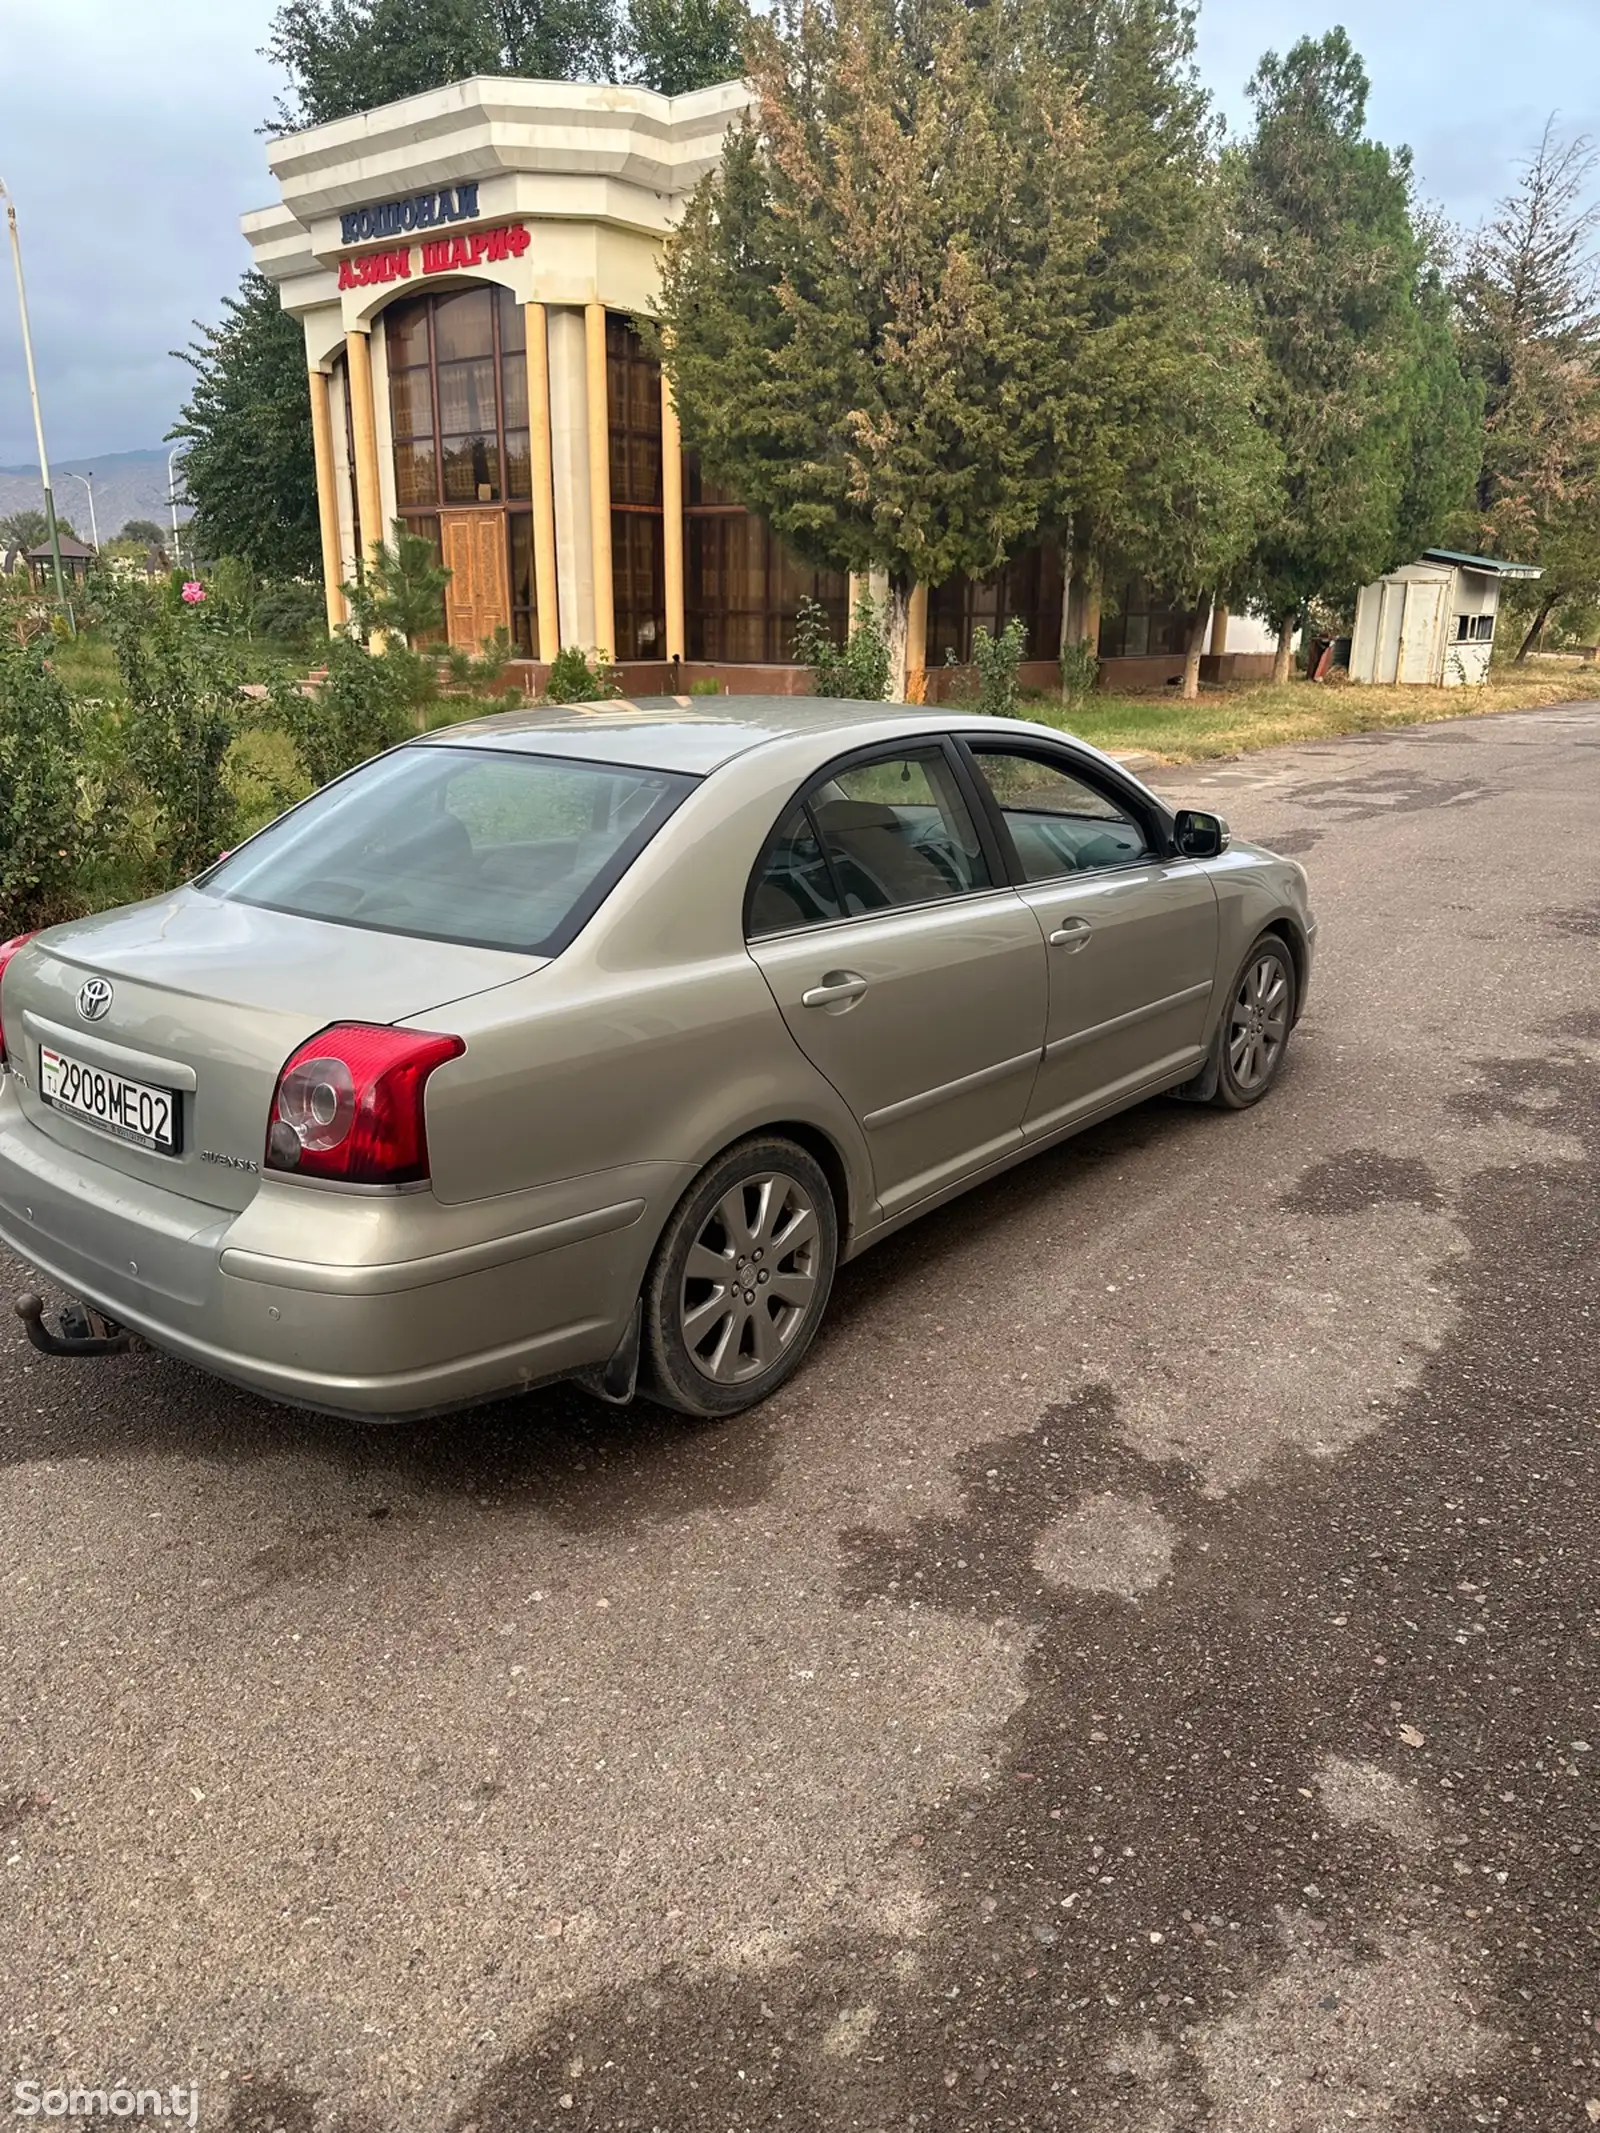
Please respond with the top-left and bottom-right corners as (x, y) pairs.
(0, 1084), (674, 1420)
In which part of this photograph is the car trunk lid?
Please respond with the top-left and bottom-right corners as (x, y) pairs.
(6, 890), (541, 1211)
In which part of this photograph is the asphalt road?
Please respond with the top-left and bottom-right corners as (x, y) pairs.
(2, 705), (1598, 2133)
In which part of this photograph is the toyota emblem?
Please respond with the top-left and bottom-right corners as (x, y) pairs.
(77, 977), (114, 1022)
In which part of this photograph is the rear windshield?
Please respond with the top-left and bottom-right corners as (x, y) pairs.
(202, 745), (696, 954)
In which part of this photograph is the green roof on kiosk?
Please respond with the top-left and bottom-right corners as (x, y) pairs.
(1421, 548), (1543, 579)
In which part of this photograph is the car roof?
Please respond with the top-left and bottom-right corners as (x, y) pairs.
(413, 694), (1098, 775)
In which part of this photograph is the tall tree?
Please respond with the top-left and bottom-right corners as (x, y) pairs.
(169, 271), (321, 580)
(266, 0), (616, 129)
(655, 0), (1102, 693)
(1, 509), (79, 550)
(1225, 30), (1480, 680)
(1456, 125), (1600, 658)
(624, 0), (747, 95)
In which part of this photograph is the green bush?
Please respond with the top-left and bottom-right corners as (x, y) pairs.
(795, 592), (891, 701)
(109, 592), (242, 885)
(268, 634), (413, 792)
(253, 577), (326, 651)
(1059, 640), (1100, 706)
(949, 619), (1028, 719)
(545, 645), (615, 702)
(0, 638), (78, 932)
(687, 676), (724, 695)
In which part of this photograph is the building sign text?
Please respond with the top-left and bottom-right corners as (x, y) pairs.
(340, 184), (480, 245)
(337, 224), (531, 291)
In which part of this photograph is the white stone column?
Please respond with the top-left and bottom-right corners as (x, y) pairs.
(546, 307), (595, 650)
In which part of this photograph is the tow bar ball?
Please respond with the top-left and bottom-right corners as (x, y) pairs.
(14, 1292), (134, 1358)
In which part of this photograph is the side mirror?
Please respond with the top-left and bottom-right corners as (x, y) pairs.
(1174, 808), (1230, 859)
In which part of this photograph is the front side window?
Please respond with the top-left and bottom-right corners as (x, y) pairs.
(204, 748), (694, 954)
(969, 748), (1153, 880)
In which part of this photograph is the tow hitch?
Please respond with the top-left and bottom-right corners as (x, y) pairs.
(14, 1292), (135, 1358)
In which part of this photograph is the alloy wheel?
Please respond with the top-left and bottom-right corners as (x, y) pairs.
(678, 1171), (822, 1385)
(1227, 952), (1290, 1092)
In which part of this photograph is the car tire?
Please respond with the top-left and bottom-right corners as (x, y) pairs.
(1210, 934), (1297, 1110)
(641, 1136), (839, 1419)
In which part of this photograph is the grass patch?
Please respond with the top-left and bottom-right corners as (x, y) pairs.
(1033, 661), (1600, 764)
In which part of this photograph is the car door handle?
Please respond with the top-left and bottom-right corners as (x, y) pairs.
(1048, 918), (1092, 949)
(802, 971), (869, 1009)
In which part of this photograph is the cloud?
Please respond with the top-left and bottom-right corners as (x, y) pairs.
(0, 0), (278, 463)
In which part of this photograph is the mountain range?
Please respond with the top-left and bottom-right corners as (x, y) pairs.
(0, 448), (191, 544)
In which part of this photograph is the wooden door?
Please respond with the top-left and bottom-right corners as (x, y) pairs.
(440, 512), (510, 652)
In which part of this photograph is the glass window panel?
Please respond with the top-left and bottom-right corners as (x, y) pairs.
(441, 434), (500, 502)
(748, 806), (845, 936)
(388, 366), (434, 441)
(508, 512), (534, 610)
(612, 512), (664, 660)
(432, 287), (494, 362)
(206, 746), (694, 955)
(384, 299), (430, 371)
(395, 439), (439, 507)
(497, 286), (526, 354)
(503, 428), (532, 502)
(501, 350), (528, 429)
(437, 355), (496, 435)
(970, 748), (1150, 880)
(809, 753), (990, 912)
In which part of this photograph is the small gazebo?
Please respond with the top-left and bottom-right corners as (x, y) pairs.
(26, 534), (96, 588)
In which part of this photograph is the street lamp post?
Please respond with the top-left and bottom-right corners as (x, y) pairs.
(67, 469), (99, 554)
(0, 174), (69, 618)
(167, 446), (185, 569)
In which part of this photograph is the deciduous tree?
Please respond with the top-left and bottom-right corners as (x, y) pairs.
(1457, 125), (1600, 659)
(170, 271), (321, 581)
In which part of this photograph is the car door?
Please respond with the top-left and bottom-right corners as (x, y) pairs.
(745, 743), (1048, 1218)
(960, 742), (1219, 1138)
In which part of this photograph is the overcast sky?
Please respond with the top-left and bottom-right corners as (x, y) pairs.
(0, 0), (1596, 469)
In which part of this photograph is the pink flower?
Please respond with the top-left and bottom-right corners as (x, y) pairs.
(181, 580), (206, 605)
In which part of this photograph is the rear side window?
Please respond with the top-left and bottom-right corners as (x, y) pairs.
(203, 746), (695, 954)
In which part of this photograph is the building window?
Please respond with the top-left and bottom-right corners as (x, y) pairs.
(683, 453), (847, 663)
(383, 285), (535, 656)
(928, 545), (1063, 664)
(1097, 581), (1194, 660)
(607, 314), (666, 660)
(1455, 612), (1494, 642)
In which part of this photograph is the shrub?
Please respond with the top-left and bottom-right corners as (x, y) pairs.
(268, 634), (413, 791)
(687, 676), (724, 695)
(109, 592), (241, 885)
(545, 645), (615, 702)
(0, 638), (78, 931)
(948, 619), (1027, 719)
(795, 592), (890, 701)
(343, 523), (450, 647)
(1059, 641), (1100, 706)
(253, 577), (326, 651)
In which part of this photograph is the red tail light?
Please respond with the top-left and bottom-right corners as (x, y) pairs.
(0, 934), (38, 1067)
(264, 1023), (464, 1186)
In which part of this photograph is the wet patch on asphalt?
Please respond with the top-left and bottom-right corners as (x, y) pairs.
(1280, 1149), (1444, 1216)
(441, 1038), (1598, 2131)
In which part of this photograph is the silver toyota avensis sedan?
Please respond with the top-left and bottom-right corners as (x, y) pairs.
(0, 697), (1314, 1422)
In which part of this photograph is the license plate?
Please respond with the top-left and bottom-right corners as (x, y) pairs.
(40, 1045), (181, 1154)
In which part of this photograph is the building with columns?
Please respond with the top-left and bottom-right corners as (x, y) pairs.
(243, 75), (1279, 693)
